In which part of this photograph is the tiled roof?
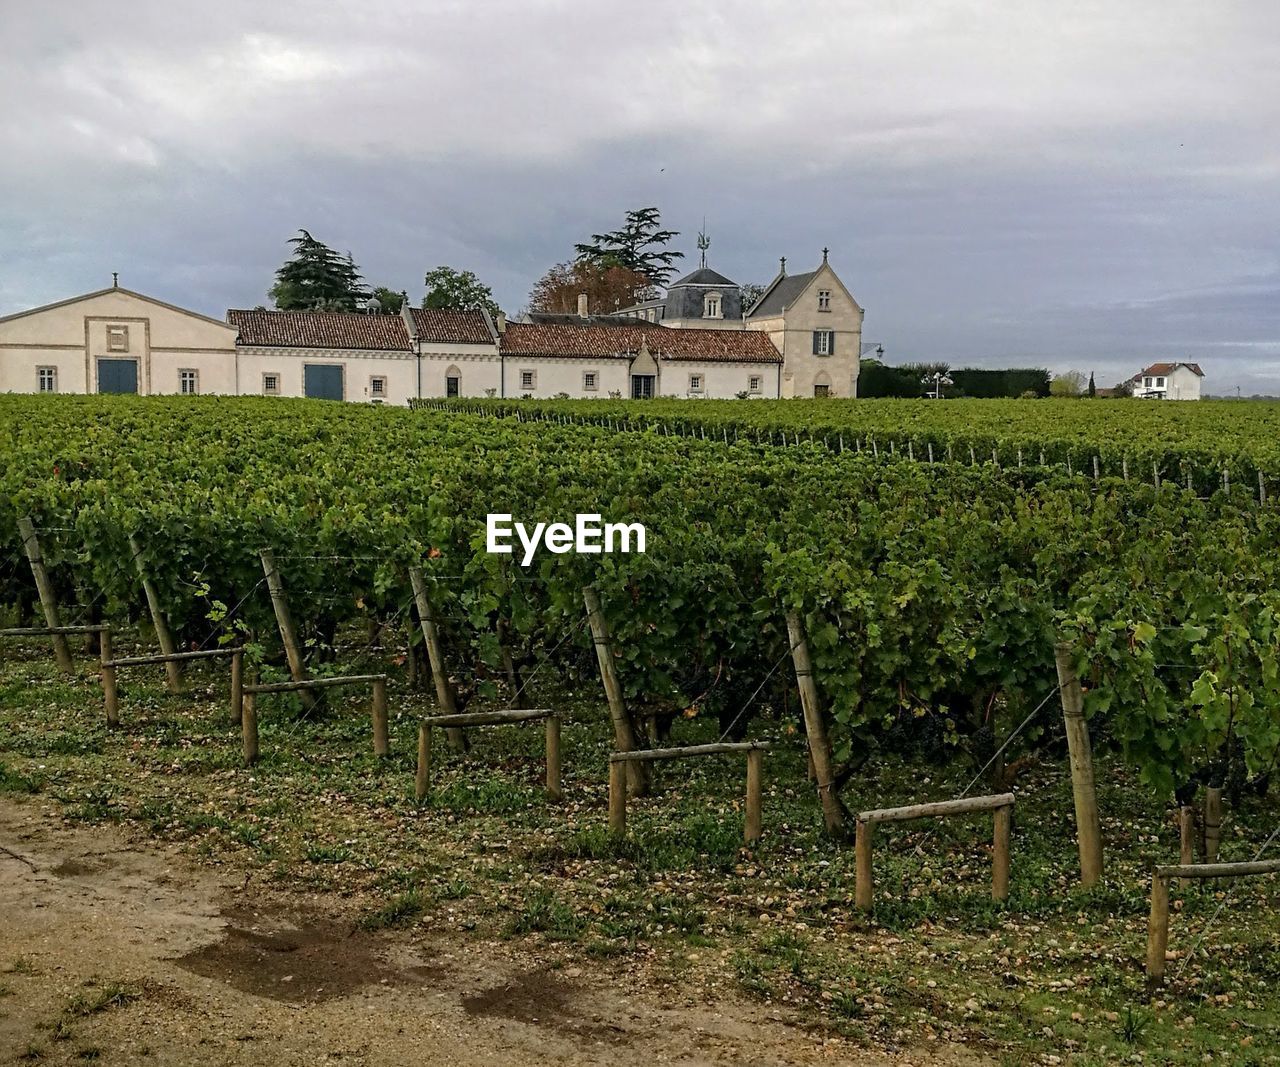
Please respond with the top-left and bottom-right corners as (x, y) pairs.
(228, 309), (411, 350)
(409, 307), (494, 345)
(1140, 362), (1204, 377)
(746, 270), (818, 318)
(501, 322), (780, 363)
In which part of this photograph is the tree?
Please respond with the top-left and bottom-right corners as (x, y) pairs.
(528, 260), (655, 315)
(740, 282), (766, 314)
(371, 287), (405, 314)
(574, 207), (683, 287)
(1087, 371), (1097, 397)
(422, 267), (500, 315)
(269, 230), (369, 311)
(1050, 371), (1088, 397)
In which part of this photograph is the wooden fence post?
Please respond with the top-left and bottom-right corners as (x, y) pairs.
(583, 586), (648, 796)
(100, 627), (119, 727)
(545, 714), (562, 800)
(1053, 642), (1104, 887)
(784, 610), (847, 839)
(415, 723), (432, 801)
(1179, 804), (1195, 884)
(372, 676), (389, 757)
(230, 649), (244, 726)
(608, 759), (627, 836)
(1203, 787), (1223, 863)
(1146, 873), (1170, 984)
(745, 748), (763, 845)
(128, 534), (181, 694)
(992, 804), (1012, 900)
(242, 682), (259, 767)
(408, 567), (466, 752)
(855, 819), (874, 910)
(17, 517), (74, 673)
(258, 548), (315, 709)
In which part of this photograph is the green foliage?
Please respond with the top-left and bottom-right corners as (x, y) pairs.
(421, 266), (499, 315)
(574, 206), (683, 287)
(269, 229), (370, 311)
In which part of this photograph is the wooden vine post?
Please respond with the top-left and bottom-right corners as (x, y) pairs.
(408, 566), (466, 752)
(1053, 641), (1104, 887)
(230, 648), (244, 726)
(16, 517), (74, 673)
(258, 548), (315, 709)
(583, 585), (648, 796)
(99, 627), (119, 727)
(784, 609), (847, 839)
(372, 676), (389, 758)
(128, 534), (181, 694)
(1203, 787), (1224, 863)
(242, 670), (259, 767)
(1178, 804), (1195, 884)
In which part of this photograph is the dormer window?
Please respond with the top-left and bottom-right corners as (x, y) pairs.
(818, 289), (831, 311)
(703, 292), (722, 319)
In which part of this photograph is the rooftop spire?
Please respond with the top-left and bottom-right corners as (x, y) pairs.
(822, 247), (829, 264)
(112, 271), (119, 288)
(696, 219), (710, 270)
(779, 256), (786, 276)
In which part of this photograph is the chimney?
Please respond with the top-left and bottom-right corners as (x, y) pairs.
(495, 311), (507, 334)
(577, 292), (589, 318)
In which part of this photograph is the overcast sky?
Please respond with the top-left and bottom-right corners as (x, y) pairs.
(3, 1), (1278, 392)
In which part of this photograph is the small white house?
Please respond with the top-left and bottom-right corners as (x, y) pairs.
(1132, 362), (1204, 400)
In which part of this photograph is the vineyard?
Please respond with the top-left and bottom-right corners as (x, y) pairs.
(2, 394), (1280, 1062)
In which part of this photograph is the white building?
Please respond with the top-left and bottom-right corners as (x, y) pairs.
(0, 280), (237, 396)
(1132, 362), (1204, 400)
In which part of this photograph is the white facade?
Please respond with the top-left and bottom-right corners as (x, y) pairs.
(0, 285), (238, 396)
(1133, 363), (1203, 400)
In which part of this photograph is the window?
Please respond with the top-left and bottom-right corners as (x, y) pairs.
(812, 329), (834, 356)
(1143, 377), (1153, 388)
(703, 293), (722, 319)
(818, 289), (831, 311)
(583, 371), (599, 391)
(1156, 377), (1165, 388)
(446, 375), (460, 398)
(107, 325), (129, 352)
(688, 374), (703, 393)
(748, 375), (762, 393)
(262, 373), (280, 396)
(520, 369), (536, 391)
(370, 376), (387, 399)
(814, 383), (831, 397)
(631, 374), (655, 399)
(179, 369), (199, 395)
(37, 367), (57, 393)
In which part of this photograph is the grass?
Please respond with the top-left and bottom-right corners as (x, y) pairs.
(2, 634), (1279, 1064)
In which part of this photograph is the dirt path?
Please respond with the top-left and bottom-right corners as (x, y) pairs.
(0, 799), (987, 1066)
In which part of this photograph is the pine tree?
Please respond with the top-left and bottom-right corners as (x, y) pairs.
(1088, 371), (1097, 397)
(574, 207), (683, 287)
(269, 230), (370, 311)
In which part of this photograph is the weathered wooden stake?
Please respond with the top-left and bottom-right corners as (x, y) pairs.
(784, 610), (847, 839)
(1179, 804), (1195, 884)
(129, 534), (181, 693)
(1203, 787), (1223, 863)
(408, 567), (466, 752)
(230, 648), (244, 725)
(608, 759), (627, 835)
(583, 585), (648, 796)
(100, 627), (119, 727)
(545, 714), (562, 800)
(854, 819), (874, 909)
(259, 548), (315, 709)
(242, 676), (259, 766)
(17, 517), (74, 672)
(372, 676), (389, 757)
(992, 804), (1012, 900)
(1053, 642), (1104, 887)
(745, 748), (763, 845)
(1146, 873), (1170, 983)
(415, 723), (432, 801)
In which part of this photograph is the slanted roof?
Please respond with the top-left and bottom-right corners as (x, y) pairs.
(409, 307), (494, 345)
(746, 270), (819, 318)
(669, 267), (737, 288)
(1140, 362), (1204, 378)
(0, 285), (235, 331)
(228, 309), (411, 350)
(500, 322), (780, 363)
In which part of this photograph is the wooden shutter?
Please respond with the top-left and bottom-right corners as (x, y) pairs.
(828, 331), (835, 355)
(812, 331), (820, 354)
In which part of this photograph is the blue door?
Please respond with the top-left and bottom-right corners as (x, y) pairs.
(304, 364), (344, 401)
(97, 358), (138, 394)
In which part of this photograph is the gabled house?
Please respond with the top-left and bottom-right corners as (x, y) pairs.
(1132, 362), (1204, 400)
